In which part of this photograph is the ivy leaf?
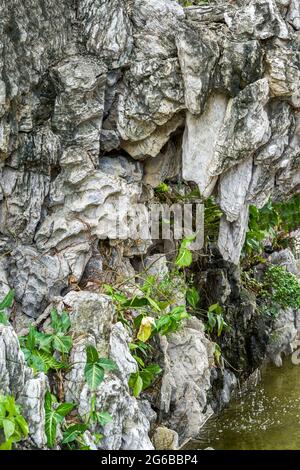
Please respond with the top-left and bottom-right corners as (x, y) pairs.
(84, 363), (104, 391)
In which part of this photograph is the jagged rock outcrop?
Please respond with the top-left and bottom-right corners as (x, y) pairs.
(0, 325), (48, 448)
(1, 0), (299, 310)
(159, 316), (215, 445)
(63, 291), (154, 450)
(0, 0), (299, 451)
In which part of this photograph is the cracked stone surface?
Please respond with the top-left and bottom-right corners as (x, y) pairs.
(0, 0), (300, 450)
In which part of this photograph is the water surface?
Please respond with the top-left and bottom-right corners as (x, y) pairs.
(189, 358), (300, 450)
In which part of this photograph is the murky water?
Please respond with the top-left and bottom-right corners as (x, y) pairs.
(188, 358), (300, 450)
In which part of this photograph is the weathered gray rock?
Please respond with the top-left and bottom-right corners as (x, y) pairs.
(159, 316), (214, 444)
(176, 25), (219, 115)
(99, 156), (143, 183)
(152, 426), (179, 450)
(216, 39), (264, 95)
(182, 94), (228, 197)
(219, 158), (253, 223)
(0, 0), (300, 450)
(0, 325), (47, 447)
(269, 249), (300, 277)
(78, 0), (133, 69)
(218, 205), (250, 265)
(211, 79), (270, 176)
(267, 307), (298, 366)
(225, 0), (289, 40)
(265, 39), (300, 107)
(143, 136), (182, 187)
(287, 0), (300, 29)
(8, 246), (70, 318)
(63, 291), (154, 450)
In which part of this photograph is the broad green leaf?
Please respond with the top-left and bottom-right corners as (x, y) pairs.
(52, 334), (72, 354)
(132, 374), (143, 398)
(36, 333), (53, 353)
(56, 402), (75, 417)
(29, 352), (49, 373)
(45, 409), (58, 448)
(44, 391), (53, 412)
(3, 418), (15, 441)
(214, 344), (222, 364)
(103, 284), (114, 295)
(175, 247), (193, 268)
(96, 411), (112, 426)
(26, 326), (37, 351)
(186, 287), (200, 310)
(60, 311), (71, 333)
(62, 424), (87, 444)
(0, 311), (8, 325)
(208, 303), (222, 315)
(85, 345), (99, 364)
(123, 296), (149, 308)
(144, 364), (162, 375)
(146, 296), (161, 312)
(84, 363), (104, 390)
(33, 350), (66, 371)
(15, 415), (29, 438)
(4, 396), (16, 417)
(180, 234), (196, 248)
(132, 355), (145, 368)
(0, 289), (15, 309)
(97, 358), (117, 371)
(216, 315), (224, 337)
(0, 438), (13, 450)
(50, 309), (60, 332)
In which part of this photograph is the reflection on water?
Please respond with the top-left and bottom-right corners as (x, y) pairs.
(188, 358), (300, 450)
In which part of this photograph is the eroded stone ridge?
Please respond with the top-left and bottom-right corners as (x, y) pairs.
(0, 0), (299, 450)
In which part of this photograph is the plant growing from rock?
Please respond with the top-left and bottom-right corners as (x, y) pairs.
(19, 309), (72, 373)
(259, 264), (300, 317)
(243, 195), (300, 265)
(44, 392), (75, 448)
(80, 345), (117, 445)
(0, 394), (28, 450)
(206, 303), (229, 337)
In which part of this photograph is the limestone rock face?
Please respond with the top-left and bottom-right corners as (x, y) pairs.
(63, 292), (154, 450)
(0, 0), (300, 451)
(159, 316), (214, 444)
